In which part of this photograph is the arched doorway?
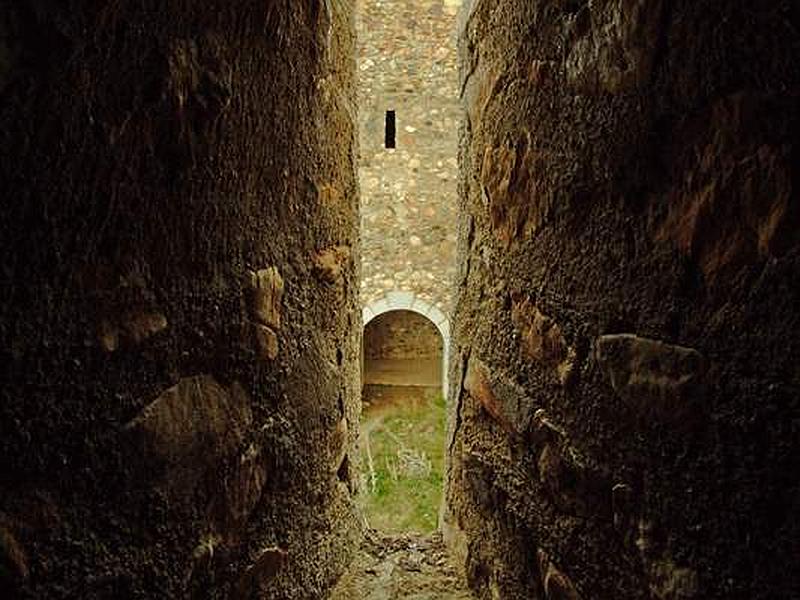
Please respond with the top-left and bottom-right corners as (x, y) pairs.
(363, 310), (443, 388)
(362, 291), (450, 397)
(358, 292), (450, 533)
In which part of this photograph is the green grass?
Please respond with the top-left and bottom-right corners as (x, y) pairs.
(358, 387), (446, 533)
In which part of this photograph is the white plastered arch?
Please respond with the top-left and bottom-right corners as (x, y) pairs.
(362, 291), (450, 398)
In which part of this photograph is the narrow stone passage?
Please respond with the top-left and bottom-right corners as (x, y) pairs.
(1, 1), (797, 598)
(330, 530), (473, 600)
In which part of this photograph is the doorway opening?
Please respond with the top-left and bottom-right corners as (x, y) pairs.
(359, 308), (446, 533)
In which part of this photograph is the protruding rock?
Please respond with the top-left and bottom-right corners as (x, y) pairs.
(125, 311), (168, 344)
(537, 444), (580, 514)
(464, 357), (533, 434)
(481, 137), (552, 245)
(557, 346), (578, 388)
(635, 518), (661, 561)
(537, 549), (583, 600)
(98, 320), (119, 353)
(595, 334), (706, 422)
(528, 60), (555, 86)
(213, 443), (268, 536)
(511, 296), (576, 386)
(529, 409), (566, 446)
(656, 93), (795, 285)
(233, 547), (288, 599)
(464, 357), (503, 426)
(511, 297), (566, 364)
(318, 183), (343, 205)
(125, 375), (252, 491)
(313, 245), (351, 284)
(0, 523), (28, 587)
(191, 532), (223, 565)
(650, 559), (699, 599)
(537, 443), (607, 517)
(165, 37), (232, 143)
(248, 267), (284, 329)
(612, 483), (636, 544)
(98, 310), (168, 353)
(253, 323), (279, 361)
(330, 417), (349, 473)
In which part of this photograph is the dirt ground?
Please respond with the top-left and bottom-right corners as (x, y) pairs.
(329, 529), (474, 600)
(335, 385), (473, 598)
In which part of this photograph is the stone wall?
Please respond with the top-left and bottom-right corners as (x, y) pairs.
(444, 1), (800, 599)
(357, 0), (462, 315)
(364, 310), (443, 360)
(0, 2), (360, 598)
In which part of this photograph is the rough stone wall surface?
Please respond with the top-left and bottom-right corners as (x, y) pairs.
(364, 310), (444, 360)
(444, 1), (800, 599)
(357, 0), (462, 315)
(0, 1), (360, 598)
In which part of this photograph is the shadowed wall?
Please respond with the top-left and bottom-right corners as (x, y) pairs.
(0, 1), (360, 598)
(444, 1), (800, 598)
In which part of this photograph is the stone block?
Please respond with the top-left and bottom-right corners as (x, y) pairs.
(386, 290), (415, 307)
(595, 334), (706, 423)
(248, 267), (284, 329)
(464, 357), (534, 435)
(438, 319), (451, 341)
(370, 298), (390, 316)
(426, 304), (447, 327)
(125, 375), (253, 491)
(362, 305), (375, 324)
(656, 93), (796, 285)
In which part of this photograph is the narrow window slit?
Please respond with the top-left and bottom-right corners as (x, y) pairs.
(385, 110), (396, 148)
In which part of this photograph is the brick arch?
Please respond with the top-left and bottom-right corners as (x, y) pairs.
(362, 291), (450, 397)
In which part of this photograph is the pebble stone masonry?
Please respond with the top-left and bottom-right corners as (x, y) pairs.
(357, 0), (462, 317)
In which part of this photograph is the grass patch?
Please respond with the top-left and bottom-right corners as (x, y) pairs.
(358, 386), (446, 533)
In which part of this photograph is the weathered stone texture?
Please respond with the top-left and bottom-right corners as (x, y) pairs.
(445, 0), (800, 599)
(565, 0), (663, 94)
(482, 138), (553, 245)
(656, 92), (798, 286)
(0, 1), (361, 598)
